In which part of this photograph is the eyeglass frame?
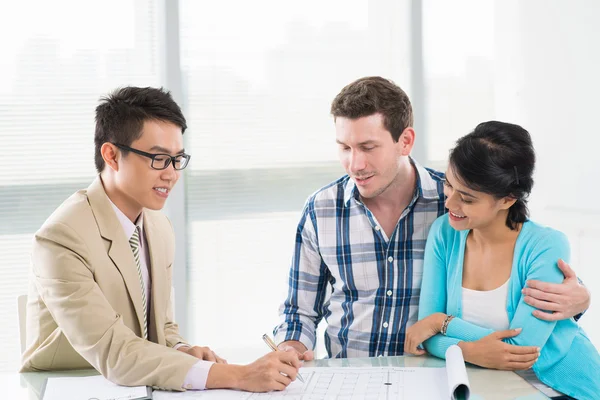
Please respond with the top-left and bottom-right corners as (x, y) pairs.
(112, 143), (191, 170)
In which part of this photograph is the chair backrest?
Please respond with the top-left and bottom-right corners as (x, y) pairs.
(17, 294), (27, 354)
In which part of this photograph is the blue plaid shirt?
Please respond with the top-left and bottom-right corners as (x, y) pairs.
(274, 160), (446, 358)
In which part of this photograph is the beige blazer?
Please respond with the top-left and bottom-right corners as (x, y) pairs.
(21, 177), (199, 390)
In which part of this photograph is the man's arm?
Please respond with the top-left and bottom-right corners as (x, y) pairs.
(34, 222), (300, 392)
(273, 202), (328, 360)
(522, 259), (591, 321)
(32, 222), (198, 390)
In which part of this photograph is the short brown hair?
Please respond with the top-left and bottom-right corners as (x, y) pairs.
(330, 76), (413, 142)
(94, 86), (187, 173)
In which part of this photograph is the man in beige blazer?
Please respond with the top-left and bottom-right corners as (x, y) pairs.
(21, 87), (300, 392)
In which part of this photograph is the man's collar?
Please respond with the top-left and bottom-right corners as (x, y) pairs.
(343, 177), (358, 206)
(413, 158), (442, 200)
(108, 197), (144, 241)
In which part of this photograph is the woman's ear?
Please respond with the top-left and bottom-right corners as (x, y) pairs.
(500, 196), (518, 210)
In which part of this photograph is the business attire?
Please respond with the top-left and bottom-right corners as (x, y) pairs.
(274, 159), (446, 357)
(21, 177), (212, 390)
(419, 214), (600, 400)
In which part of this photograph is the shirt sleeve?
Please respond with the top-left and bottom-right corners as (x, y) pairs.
(173, 343), (191, 351)
(181, 360), (215, 390)
(273, 200), (330, 351)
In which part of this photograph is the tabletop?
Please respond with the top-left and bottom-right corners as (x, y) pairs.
(5, 355), (548, 400)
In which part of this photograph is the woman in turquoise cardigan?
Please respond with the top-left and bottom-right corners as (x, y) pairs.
(404, 121), (600, 399)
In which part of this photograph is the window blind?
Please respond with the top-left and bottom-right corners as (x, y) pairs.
(0, 0), (161, 372)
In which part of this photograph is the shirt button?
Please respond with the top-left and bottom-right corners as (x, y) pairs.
(386, 290), (393, 296)
(375, 226), (380, 231)
(388, 256), (394, 263)
(383, 322), (389, 328)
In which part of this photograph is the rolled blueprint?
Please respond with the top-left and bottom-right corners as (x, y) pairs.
(445, 345), (471, 400)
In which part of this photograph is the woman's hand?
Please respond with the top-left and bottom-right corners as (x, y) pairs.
(459, 329), (540, 370)
(404, 313), (446, 355)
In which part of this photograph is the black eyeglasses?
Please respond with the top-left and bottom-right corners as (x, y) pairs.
(113, 143), (191, 170)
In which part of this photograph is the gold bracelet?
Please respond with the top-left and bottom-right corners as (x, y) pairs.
(441, 315), (454, 336)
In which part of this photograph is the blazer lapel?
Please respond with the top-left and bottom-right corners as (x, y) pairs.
(143, 211), (167, 345)
(86, 177), (147, 338)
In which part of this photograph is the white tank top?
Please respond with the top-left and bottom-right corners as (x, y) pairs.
(461, 279), (510, 331)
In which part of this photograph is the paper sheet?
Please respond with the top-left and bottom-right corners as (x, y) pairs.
(42, 375), (149, 400)
(154, 347), (472, 400)
(155, 367), (447, 399)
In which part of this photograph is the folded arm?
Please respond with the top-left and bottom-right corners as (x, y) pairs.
(416, 225), (569, 370)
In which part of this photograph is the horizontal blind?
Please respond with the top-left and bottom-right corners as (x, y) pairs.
(0, 0), (161, 372)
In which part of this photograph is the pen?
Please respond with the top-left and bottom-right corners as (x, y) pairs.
(262, 333), (305, 383)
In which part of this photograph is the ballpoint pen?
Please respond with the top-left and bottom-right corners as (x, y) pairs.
(262, 333), (305, 383)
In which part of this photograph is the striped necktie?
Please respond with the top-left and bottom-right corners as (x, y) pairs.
(129, 227), (148, 340)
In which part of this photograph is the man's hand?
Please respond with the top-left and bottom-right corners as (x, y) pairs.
(523, 259), (591, 321)
(459, 329), (539, 371)
(404, 313), (446, 355)
(235, 349), (301, 392)
(177, 345), (227, 364)
(278, 340), (314, 361)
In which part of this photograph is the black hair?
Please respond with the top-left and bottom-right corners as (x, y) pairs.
(449, 121), (535, 230)
(94, 86), (187, 173)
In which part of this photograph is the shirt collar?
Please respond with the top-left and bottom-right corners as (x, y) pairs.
(108, 199), (144, 241)
(343, 156), (441, 207)
(413, 158), (442, 200)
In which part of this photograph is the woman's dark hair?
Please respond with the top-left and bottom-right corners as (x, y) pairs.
(449, 121), (535, 230)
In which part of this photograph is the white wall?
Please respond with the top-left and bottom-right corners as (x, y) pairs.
(493, 0), (600, 345)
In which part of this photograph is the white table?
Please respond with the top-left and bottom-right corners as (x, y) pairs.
(5, 355), (548, 399)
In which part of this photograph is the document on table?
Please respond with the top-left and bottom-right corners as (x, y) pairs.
(153, 345), (470, 400)
(42, 375), (151, 400)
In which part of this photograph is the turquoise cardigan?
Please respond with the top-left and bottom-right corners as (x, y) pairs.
(419, 214), (600, 400)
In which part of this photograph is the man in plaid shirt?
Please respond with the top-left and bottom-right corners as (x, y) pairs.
(273, 76), (591, 363)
